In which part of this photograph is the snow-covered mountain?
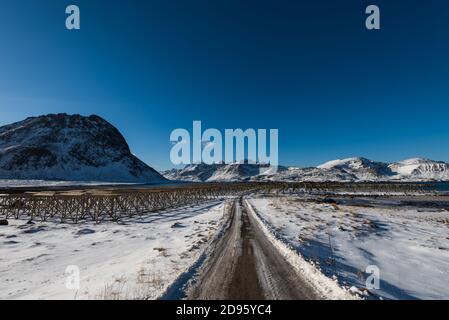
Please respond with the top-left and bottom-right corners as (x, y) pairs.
(3, 114), (446, 184)
(164, 157), (449, 182)
(317, 157), (394, 181)
(163, 163), (289, 182)
(389, 158), (449, 181)
(0, 114), (166, 183)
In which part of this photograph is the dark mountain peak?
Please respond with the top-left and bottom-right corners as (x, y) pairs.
(0, 114), (165, 183)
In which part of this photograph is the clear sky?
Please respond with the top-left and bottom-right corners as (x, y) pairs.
(0, 0), (448, 170)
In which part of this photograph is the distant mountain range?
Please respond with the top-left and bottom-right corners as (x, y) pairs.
(0, 114), (166, 183)
(1, 114), (448, 184)
(163, 157), (449, 182)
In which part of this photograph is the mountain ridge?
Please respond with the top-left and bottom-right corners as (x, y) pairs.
(1, 114), (447, 184)
(163, 157), (449, 182)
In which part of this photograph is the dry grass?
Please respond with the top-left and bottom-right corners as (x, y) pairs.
(153, 247), (170, 257)
(98, 267), (166, 300)
(98, 276), (129, 300)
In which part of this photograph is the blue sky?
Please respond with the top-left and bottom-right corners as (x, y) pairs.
(0, 0), (448, 170)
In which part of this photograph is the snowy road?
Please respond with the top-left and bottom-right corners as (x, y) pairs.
(187, 198), (320, 300)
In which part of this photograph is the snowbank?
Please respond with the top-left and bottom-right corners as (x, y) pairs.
(0, 200), (227, 300)
(248, 196), (449, 300)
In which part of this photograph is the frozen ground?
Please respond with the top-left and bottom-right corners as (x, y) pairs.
(248, 196), (449, 300)
(0, 200), (228, 300)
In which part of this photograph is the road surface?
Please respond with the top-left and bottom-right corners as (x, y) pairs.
(187, 197), (320, 300)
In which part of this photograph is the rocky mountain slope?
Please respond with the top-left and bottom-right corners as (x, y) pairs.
(0, 114), (166, 183)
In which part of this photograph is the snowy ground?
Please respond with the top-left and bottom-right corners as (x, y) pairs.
(0, 179), (137, 188)
(0, 200), (228, 300)
(248, 196), (449, 300)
